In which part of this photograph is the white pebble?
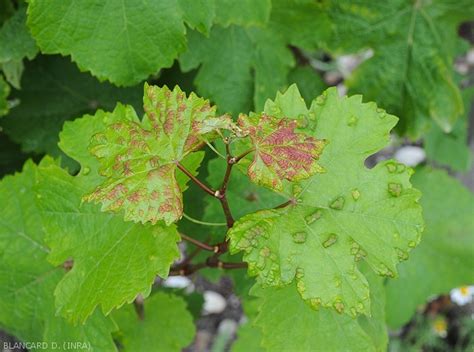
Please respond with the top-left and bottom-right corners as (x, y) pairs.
(466, 49), (474, 66)
(217, 319), (238, 335)
(202, 291), (227, 314)
(394, 146), (426, 167)
(162, 276), (191, 289)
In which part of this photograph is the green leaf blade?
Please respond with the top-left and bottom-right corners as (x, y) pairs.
(0, 160), (117, 349)
(228, 87), (423, 317)
(37, 164), (181, 324)
(385, 167), (474, 328)
(27, 0), (187, 85)
(114, 292), (195, 352)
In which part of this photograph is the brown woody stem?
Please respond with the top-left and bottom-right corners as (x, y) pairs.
(176, 162), (216, 197)
(218, 197), (234, 228)
(180, 233), (216, 252)
(171, 138), (253, 278)
(169, 260), (247, 276)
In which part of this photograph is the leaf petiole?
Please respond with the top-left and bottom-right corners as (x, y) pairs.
(182, 213), (227, 227)
(175, 161), (216, 197)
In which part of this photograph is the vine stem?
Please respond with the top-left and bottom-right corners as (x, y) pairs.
(169, 260), (247, 276)
(216, 140), (237, 228)
(180, 233), (216, 252)
(176, 161), (216, 197)
(172, 138), (253, 276)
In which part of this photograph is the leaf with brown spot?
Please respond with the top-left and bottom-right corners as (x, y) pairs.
(237, 113), (326, 191)
(228, 86), (423, 318)
(84, 84), (219, 225)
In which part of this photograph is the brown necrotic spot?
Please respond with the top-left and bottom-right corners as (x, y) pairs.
(127, 191), (142, 203)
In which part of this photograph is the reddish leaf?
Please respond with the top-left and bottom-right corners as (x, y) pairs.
(238, 113), (326, 191)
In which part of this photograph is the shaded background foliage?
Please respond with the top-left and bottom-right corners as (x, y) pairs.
(0, 0), (473, 351)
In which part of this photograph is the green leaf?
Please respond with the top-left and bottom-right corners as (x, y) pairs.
(84, 84), (221, 225)
(113, 292), (195, 352)
(215, 0), (271, 27)
(37, 163), (181, 324)
(180, 25), (294, 115)
(0, 55), (142, 156)
(0, 160), (117, 350)
(0, 5), (37, 91)
(329, 1), (471, 136)
(228, 87), (423, 316)
(252, 267), (387, 351)
(0, 6), (37, 63)
(0, 0), (15, 25)
(287, 66), (328, 105)
(424, 86), (474, 171)
(179, 0), (333, 115)
(1, 59), (24, 89)
(0, 134), (33, 178)
(27, 0), (191, 85)
(232, 322), (265, 352)
(0, 73), (8, 116)
(178, 0), (215, 35)
(267, 0), (332, 50)
(237, 112), (326, 191)
(385, 167), (474, 328)
(231, 298), (264, 351)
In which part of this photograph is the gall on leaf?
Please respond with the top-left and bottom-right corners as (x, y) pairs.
(84, 84), (233, 225)
(237, 113), (327, 191)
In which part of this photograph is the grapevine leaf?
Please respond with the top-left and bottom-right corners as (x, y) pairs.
(0, 4), (38, 90)
(0, 6), (37, 63)
(0, 0), (15, 25)
(180, 0), (332, 115)
(252, 268), (387, 351)
(228, 87), (423, 316)
(329, 1), (473, 136)
(37, 164), (181, 324)
(424, 86), (474, 171)
(178, 0), (215, 35)
(385, 167), (474, 328)
(287, 66), (328, 105)
(113, 292), (195, 352)
(26, 0), (190, 85)
(267, 0), (332, 50)
(0, 73), (8, 116)
(0, 134), (33, 177)
(263, 84), (309, 119)
(180, 25), (294, 115)
(0, 160), (117, 349)
(59, 106), (136, 186)
(84, 84), (221, 225)
(232, 322), (265, 352)
(0, 55), (142, 156)
(231, 298), (264, 352)
(237, 113), (326, 191)
(1, 59), (23, 89)
(215, 0), (271, 27)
